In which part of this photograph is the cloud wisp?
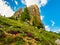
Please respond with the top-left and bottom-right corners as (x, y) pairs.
(41, 16), (44, 20)
(53, 28), (60, 33)
(45, 25), (50, 31)
(0, 0), (14, 17)
(21, 0), (48, 8)
(51, 20), (55, 26)
(15, 0), (18, 5)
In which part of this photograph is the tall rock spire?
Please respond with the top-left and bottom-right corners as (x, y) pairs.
(13, 5), (44, 29)
(28, 5), (44, 29)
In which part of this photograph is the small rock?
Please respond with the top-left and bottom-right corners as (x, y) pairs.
(27, 32), (33, 37)
(55, 39), (60, 45)
(35, 27), (37, 28)
(35, 38), (40, 41)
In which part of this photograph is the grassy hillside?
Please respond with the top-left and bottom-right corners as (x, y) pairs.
(0, 5), (60, 45)
(0, 16), (60, 45)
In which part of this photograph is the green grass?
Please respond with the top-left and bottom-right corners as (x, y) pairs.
(0, 16), (60, 45)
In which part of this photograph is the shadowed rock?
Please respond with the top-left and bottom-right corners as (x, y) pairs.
(7, 30), (21, 35)
(24, 32), (33, 37)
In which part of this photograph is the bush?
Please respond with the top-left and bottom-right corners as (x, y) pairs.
(20, 7), (31, 21)
(0, 30), (5, 38)
(4, 36), (14, 43)
(15, 37), (24, 45)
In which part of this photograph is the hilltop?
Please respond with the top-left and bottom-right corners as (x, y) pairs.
(0, 5), (60, 45)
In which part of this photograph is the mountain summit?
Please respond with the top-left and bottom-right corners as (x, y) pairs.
(28, 5), (44, 29)
(13, 5), (44, 29)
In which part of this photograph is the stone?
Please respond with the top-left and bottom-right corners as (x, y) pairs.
(55, 39), (60, 45)
(28, 5), (44, 29)
(13, 8), (23, 19)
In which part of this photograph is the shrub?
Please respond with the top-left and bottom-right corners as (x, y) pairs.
(0, 30), (5, 38)
(20, 7), (31, 21)
(4, 37), (14, 43)
(15, 37), (24, 45)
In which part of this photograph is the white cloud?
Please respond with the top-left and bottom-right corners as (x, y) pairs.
(41, 16), (44, 20)
(45, 25), (50, 31)
(40, 0), (47, 6)
(15, 0), (18, 5)
(53, 29), (60, 33)
(0, 0), (14, 17)
(21, 0), (48, 8)
(51, 20), (55, 26)
(45, 25), (60, 33)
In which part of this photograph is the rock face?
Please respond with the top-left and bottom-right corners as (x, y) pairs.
(28, 5), (44, 29)
(28, 5), (40, 21)
(13, 5), (44, 29)
(13, 8), (23, 19)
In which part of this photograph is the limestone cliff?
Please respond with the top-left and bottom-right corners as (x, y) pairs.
(13, 5), (44, 29)
(28, 5), (44, 29)
(13, 8), (23, 19)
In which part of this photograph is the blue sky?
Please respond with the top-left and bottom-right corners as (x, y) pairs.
(40, 0), (60, 32)
(0, 0), (60, 33)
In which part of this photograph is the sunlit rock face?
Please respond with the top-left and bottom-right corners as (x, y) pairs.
(13, 8), (23, 19)
(28, 5), (41, 21)
(28, 5), (44, 29)
(13, 5), (44, 29)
